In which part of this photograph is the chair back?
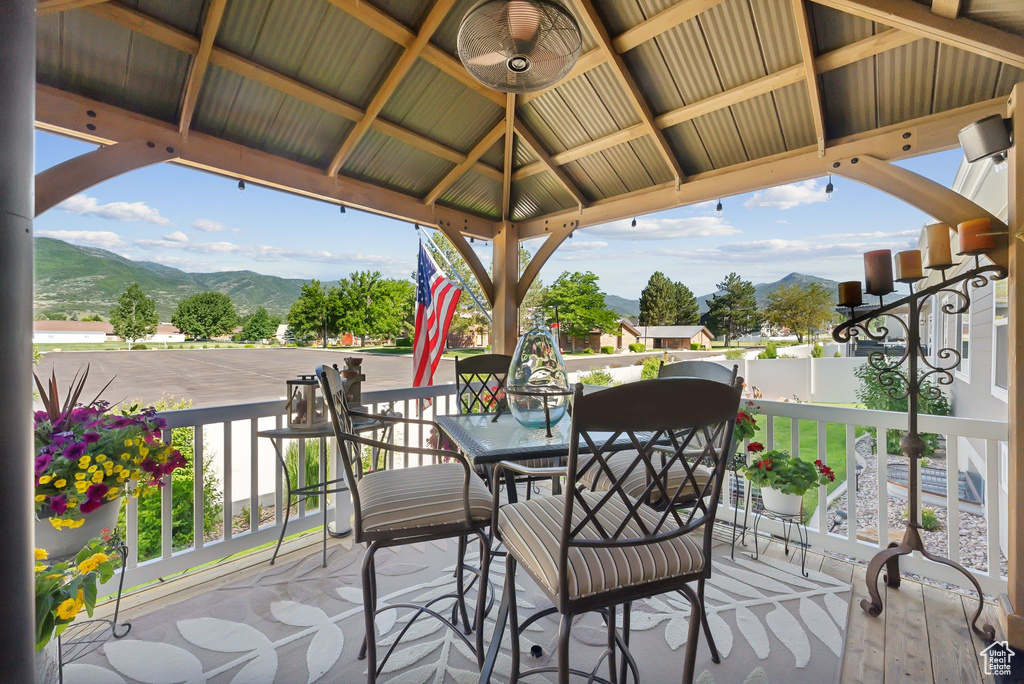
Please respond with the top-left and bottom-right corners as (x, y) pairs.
(454, 353), (512, 414)
(659, 359), (738, 385)
(562, 377), (742, 597)
(317, 364), (365, 527)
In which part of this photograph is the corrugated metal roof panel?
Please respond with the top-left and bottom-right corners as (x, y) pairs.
(597, 0), (647, 36)
(481, 138), (505, 167)
(581, 62), (642, 129)
(932, 46), (1003, 114)
(773, 82), (816, 149)
(750, 0), (800, 73)
(572, 154), (629, 198)
(820, 59), (876, 138)
(520, 98), (588, 153)
(626, 135), (675, 184)
(875, 39), (937, 127)
(260, 97), (350, 168)
(511, 173), (576, 222)
(383, 59), (504, 154)
(995, 64), (1024, 98)
(199, 66), (287, 147)
(217, 0), (273, 57)
(664, 122), (713, 175)
(440, 169), (501, 219)
(129, 0), (207, 34)
(561, 161), (602, 199)
(691, 108), (746, 168)
(597, 141), (660, 193)
(649, 18), (720, 104)
(809, 3), (873, 52)
(433, 0), (485, 57)
(700, 0), (766, 89)
(963, 0), (1024, 34)
(513, 136), (537, 167)
(548, 70), (625, 139)
(730, 93), (787, 160)
(343, 128), (452, 197)
(364, 0), (432, 30)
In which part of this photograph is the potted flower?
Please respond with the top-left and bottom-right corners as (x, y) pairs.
(33, 368), (187, 558)
(738, 444), (835, 516)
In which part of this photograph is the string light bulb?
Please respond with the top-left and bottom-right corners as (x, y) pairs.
(339, 205), (346, 214)
(237, 179), (245, 193)
(715, 199), (723, 217)
(825, 175), (834, 202)
(631, 217), (637, 230)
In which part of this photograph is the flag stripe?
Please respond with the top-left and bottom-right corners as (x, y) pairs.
(413, 242), (463, 389)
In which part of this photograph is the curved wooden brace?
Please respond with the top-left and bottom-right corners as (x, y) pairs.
(516, 222), (576, 305)
(832, 154), (1009, 268)
(434, 220), (495, 306)
(35, 138), (178, 216)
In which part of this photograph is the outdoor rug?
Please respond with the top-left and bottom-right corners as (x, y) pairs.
(64, 536), (851, 684)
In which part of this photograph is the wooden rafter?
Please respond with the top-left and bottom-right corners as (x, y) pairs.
(513, 123), (647, 181)
(35, 86), (496, 238)
(930, 0), (962, 20)
(502, 94), (515, 222)
(324, 0), (505, 107)
(513, 120), (588, 208)
(810, 0), (1024, 70)
(178, 0), (228, 140)
(423, 120), (505, 206)
(791, 0), (827, 155)
(327, 0), (457, 177)
(611, 0), (726, 54)
(814, 28), (917, 71)
(37, 0), (108, 15)
(85, 3), (502, 183)
(569, 0), (687, 183)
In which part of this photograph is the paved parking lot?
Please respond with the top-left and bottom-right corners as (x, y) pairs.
(35, 348), (679, 407)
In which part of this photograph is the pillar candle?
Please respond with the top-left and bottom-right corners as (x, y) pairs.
(924, 223), (953, 269)
(894, 249), (923, 282)
(864, 249), (894, 296)
(838, 281), (863, 307)
(958, 218), (996, 254)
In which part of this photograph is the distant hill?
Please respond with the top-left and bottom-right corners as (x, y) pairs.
(34, 238), (308, 319)
(696, 273), (840, 313)
(604, 294), (640, 318)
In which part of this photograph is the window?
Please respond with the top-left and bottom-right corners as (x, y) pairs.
(993, 279), (1008, 399)
(955, 302), (970, 380)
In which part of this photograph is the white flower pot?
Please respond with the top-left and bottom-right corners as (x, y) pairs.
(760, 486), (803, 516)
(34, 637), (60, 684)
(35, 499), (120, 562)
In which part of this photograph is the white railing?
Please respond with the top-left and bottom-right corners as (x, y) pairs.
(115, 382), (1009, 598)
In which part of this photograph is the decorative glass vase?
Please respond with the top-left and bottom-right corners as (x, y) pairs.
(507, 313), (570, 430)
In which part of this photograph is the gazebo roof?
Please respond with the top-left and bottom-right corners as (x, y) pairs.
(34, 0), (1024, 237)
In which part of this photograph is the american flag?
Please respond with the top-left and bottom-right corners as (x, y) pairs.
(413, 242), (462, 387)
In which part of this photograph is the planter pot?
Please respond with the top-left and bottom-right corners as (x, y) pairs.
(760, 486), (803, 516)
(34, 637), (60, 684)
(35, 499), (120, 562)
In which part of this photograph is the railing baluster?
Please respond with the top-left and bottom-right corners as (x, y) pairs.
(161, 427), (173, 560)
(986, 439), (1000, 578)
(298, 438), (306, 517)
(845, 423), (857, 542)
(766, 412), (774, 452)
(877, 425), (888, 550)
(250, 418), (259, 533)
(223, 421), (232, 541)
(125, 493), (138, 569)
(817, 420), (827, 532)
(194, 425), (204, 550)
(946, 436), (960, 562)
(275, 414), (283, 527)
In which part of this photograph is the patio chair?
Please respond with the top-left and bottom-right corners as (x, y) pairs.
(482, 378), (742, 684)
(317, 365), (492, 684)
(657, 359), (738, 384)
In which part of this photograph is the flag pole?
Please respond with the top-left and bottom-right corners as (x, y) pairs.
(418, 226), (492, 323)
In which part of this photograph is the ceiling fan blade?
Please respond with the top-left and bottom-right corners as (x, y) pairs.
(467, 51), (509, 67)
(507, 0), (541, 43)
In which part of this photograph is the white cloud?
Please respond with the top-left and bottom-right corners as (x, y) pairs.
(588, 216), (740, 241)
(819, 229), (920, 240)
(164, 231), (189, 243)
(133, 237), (408, 270)
(57, 194), (171, 225)
(743, 180), (828, 210)
(192, 218), (241, 233)
(36, 229), (124, 250)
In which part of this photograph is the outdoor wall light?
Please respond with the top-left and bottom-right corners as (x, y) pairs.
(958, 114), (1012, 163)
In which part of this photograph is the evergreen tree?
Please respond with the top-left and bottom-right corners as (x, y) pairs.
(286, 280), (342, 348)
(638, 272), (677, 326)
(542, 271), (619, 352)
(705, 273), (760, 346)
(671, 280), (699, 325)
(172, 292), (238, 340)
(109, 282), (158, 349)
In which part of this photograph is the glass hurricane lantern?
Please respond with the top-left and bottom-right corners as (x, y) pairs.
(504, 313), (571, 435)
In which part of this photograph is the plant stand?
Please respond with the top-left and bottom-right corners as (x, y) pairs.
(57, 540), (131, 683)
(750, 504), (809, 577)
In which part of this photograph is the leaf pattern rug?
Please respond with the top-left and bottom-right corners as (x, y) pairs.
(64, 536), (850, 684)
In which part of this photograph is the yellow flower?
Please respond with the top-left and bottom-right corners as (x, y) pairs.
(108, 487), (119, 496)
(124, 440), (133, 447)
(91, 472), (103, 484)
(80, 455), (90, 467)
(35, 549), (47, 561)
(35, 564), (45, 573)
(34, 495), (45, 502)
(113, 465), (123, 473)
(49, 518), (63, 530)
(87, 465), (97, 473)
(96, 454), (106, 463)
(38, 476), (52, 484)
(46, 573), (61, 580)
(56, 598), (79, 620)
(75, 589), (84, 611)
(75, 481), (89, 494)
(121, 453), (130, 460)
(138, 446), (149, 457)
(67, 519), (84, 529)
(54, 479), (66, 488)
(74, 473), (86, 481)
(78, 461), (89, 471)
(77, 552), (108, 574)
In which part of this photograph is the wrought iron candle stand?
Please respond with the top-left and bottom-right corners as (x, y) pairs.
(832, 255), (1005, 640)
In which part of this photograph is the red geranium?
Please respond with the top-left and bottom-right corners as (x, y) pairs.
(748, 441), (765, 453)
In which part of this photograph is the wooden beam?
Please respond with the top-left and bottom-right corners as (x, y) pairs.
(930, 0), (961, 20)
(423, 120), (505, 205)
(516, 95), (1005, 238)
(324, 0), (506, 107)
(434, 221), (494, 305)
(792, 0), (827, 155)
(85, 2), (502, 183)
(1002, 81), (1024, 651)
(513, 120), (588, 208)
(569, 0), (687, 183)
(611, 0), (726, 54)
(37, 0), (107, 15)
(518, 48), (606, 105)
(35, 138), (176, 216)
(513, 123), (648, 181)
(810, 0), (1024, 70)
(516, 223), (574, 304)
(502, 95), (515, 222)
(491, 222), (519, 353)
(35, 86), (496, 237)
(178, 0), (227, 140)
(327, 0), (457, 176)
(814, 28), (918, 71)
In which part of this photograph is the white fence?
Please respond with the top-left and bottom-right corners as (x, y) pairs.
(115, 377), (1007, 598)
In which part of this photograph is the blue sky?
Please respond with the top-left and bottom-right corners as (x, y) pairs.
(35, 129), (965, 299)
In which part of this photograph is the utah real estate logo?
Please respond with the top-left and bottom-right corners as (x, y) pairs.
(980, 640), (1015, 678)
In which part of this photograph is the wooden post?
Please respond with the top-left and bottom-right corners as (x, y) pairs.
(1001, 81), (1024, 650)
(491, 222), (519, 354)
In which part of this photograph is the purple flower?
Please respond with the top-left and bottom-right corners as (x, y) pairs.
(48, 495), (67, 516)
(51, 431), (74, 446)
(62, 441), (88, 460)
(80, 483), (110, 514)
(33, 411), (49, 425)
(82, 431), (101, 444)
(34, 452), (53, 476)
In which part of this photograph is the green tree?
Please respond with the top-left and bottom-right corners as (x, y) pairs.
(425, 233), (490, 347)
(238, 306), (280, 343)
(109, 282), (158, 349)
(286, 280), (342, 348)
(337, 270), (382, 346)
(542, 271), (619, 352)
(171, 292), (237, 340)
(638, 271), (677, 326)
(762, 281), (838, 343)
(705, 273), (760, 346)
(370, 278), (416, 340)
(671, 280), (699, 325)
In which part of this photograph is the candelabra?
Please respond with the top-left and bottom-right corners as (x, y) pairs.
(832, 255), (1005, 640)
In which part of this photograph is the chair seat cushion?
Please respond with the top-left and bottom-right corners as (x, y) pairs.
(498, 491), (705, 601)
(580, 451), (713, 504)
(358, 463), (491, 538)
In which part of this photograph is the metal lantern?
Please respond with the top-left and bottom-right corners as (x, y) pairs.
(286, 374), (327, 428)
(341, 357), (365, 407)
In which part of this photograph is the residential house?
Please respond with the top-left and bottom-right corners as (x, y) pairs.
(559, 318), (641, 353)
(638, 325), (715, 350)
(33, 320), (184, 344)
